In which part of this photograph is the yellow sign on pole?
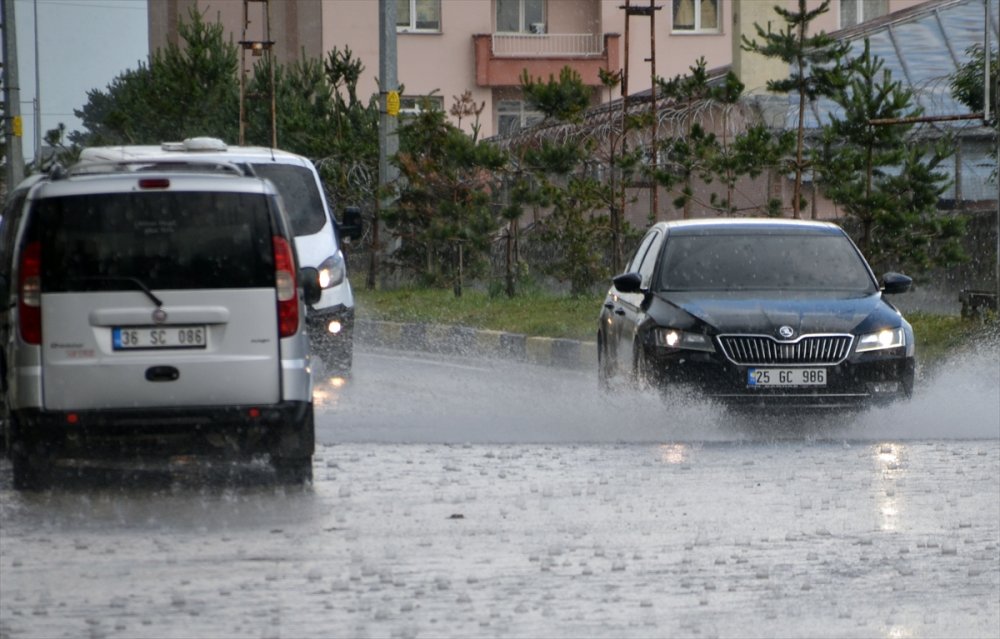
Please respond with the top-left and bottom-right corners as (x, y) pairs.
(12, 115), (23, 137)
(386, 91), (400, 117)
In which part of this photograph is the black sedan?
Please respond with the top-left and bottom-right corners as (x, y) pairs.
(598, 219), (915, 409)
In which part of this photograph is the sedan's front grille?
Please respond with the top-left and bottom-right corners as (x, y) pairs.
(717, 334), (854, 366)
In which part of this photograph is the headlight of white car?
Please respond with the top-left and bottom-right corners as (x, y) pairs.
(653, 328), (715, 352)
(317, 251), (346, 289)
(856, 327), (905, 353)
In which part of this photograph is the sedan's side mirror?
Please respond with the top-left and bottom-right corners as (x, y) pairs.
(299, 267), (322, 306)
(613, 272), (643, 293)
(881, 272), (912, 295)
(339, 206), (363, 242)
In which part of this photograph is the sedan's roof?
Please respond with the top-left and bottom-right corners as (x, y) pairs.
(660, 218), (845, 236)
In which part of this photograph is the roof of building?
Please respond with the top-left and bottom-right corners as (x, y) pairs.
(796, 0), (998, 131)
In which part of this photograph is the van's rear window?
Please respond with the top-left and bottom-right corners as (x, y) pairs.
(250, 163), (327, 236)
(32, 191), (275, 292)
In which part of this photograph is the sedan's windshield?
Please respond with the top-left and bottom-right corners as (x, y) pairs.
(657, 233), (878, 292)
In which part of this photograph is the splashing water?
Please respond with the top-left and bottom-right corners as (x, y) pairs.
(320, 332), (999, 446)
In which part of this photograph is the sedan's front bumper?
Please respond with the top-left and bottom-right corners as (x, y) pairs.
(641, 346), (914, 409)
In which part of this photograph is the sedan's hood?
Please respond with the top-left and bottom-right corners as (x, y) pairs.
(654, 290), (894, 335)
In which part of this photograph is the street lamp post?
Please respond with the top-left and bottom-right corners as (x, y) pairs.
(33, 0), (41, 167)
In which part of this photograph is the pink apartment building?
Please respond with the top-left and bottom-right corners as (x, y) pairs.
(147, 0), (923, 139)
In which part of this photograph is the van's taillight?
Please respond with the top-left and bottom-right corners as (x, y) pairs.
(273, 236), (299, 338)
(138, 178), (170, 189)
(19, 241), (42, 344)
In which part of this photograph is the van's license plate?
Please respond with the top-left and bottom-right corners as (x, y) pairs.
(748, 368), (826, 387)
(113, 326), (207, 350)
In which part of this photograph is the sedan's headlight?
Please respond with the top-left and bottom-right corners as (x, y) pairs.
(317, 251), (346, 289)
(856, 327), (905, 353)
(652, 328), (715, 353)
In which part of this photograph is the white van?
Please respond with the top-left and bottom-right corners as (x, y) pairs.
(0, 160), (321, 488)
(78, 138), (361, 373)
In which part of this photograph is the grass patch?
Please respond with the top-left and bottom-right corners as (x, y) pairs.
(354, 287), (601, 341)
(355, 288), (992, 358)
(908, 312), (990, 363)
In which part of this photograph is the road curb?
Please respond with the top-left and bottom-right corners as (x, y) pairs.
(355, 319), (597, 371)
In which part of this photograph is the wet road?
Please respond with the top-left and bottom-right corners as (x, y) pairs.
(1, 342), (998, 638)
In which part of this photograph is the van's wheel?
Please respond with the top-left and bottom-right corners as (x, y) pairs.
(273, 457), (313, 485)
(271, 407), (315, 485)
(11, 447), (50, 491)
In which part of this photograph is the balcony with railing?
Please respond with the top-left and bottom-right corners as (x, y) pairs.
(491, 32), (605, 57)
(474, 32), (620, 88)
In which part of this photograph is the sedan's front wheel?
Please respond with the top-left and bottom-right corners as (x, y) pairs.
(632, 343), (664, 392)
(598, 334), (614, 391)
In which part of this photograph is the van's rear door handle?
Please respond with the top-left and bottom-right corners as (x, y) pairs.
(145, 366), (179, 382)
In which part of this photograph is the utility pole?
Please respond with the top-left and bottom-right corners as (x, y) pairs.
(620, 1), (660, 223)
(239, 0), (276, 147)
(32, 0), (40, 166)
(369, 0), (399, 290)
(990, 0), (999, 313)
(2, 0), (25, 190)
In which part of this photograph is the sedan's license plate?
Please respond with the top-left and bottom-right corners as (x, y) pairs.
(748, 368), (826, 387)
(113, 326), (207, 350)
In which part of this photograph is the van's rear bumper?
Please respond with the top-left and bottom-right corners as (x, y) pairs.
(9, 401), (312, 459)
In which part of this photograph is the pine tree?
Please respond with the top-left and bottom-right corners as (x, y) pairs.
(385, 108), (506, 296)
(817, 40), (963, 273)
(652, 59), (792, 218)
(951, 43), (998, 180)
(741, 0), (851, 218)
(72, 7), (240, 146)
(514, 66), (621, 296)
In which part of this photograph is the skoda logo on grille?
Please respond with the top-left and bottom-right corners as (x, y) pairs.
(778, 325), (795, 339)
(151, 308), (168, 324)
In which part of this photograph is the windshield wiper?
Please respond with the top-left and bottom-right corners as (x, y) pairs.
(69, 276), (164, 307)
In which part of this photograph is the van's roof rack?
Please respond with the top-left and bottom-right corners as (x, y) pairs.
(161, 137), (229, 153)
(62, 158), (247, 178)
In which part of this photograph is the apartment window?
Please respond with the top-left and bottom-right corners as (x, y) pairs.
(400, 95), (444, 117)
(497, 100), (544, 136)
(397, 0), (441, 32)
(496, 0), (546, 34)
(672, 0), (719, 33)
(840, 0), (888, 28)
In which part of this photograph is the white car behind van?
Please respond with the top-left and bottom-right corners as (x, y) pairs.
(78, 138), (361, 374)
